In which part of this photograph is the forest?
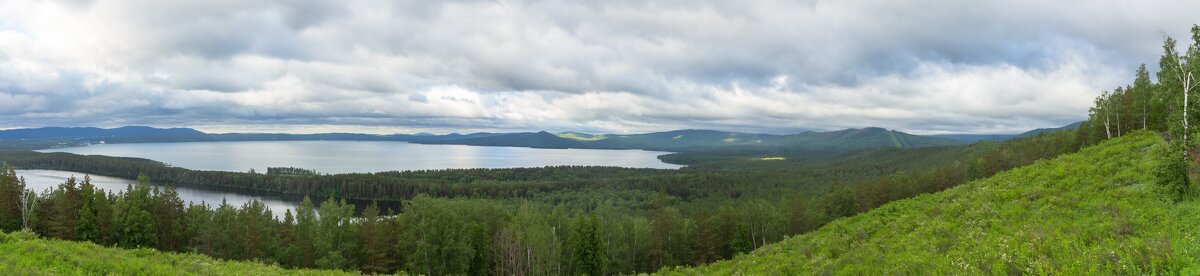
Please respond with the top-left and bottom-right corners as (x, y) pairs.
(1, 23), (1195, 276)
(0, 126), (1084, 275)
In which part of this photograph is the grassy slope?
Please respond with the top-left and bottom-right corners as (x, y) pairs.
(659, 132), (1200, 274)
(0, 231), (357, 275)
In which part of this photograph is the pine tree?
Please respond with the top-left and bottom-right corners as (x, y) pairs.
(275, 209), (296, 267)
(183, 202), (213, 254)
(75, 176), (99, 243)
(43, 176), (81, 240)
(238, 200), (276, 261)
(94, 191), (115, 246)
(0, 164), (26, 232)
(154, 185), (186, 251)
(291, 197), (318, 267)
(211, 199), (239, 259)
(121, 208), (158, 248)
(571, 213), (606, 276)
(358, 202), (390, 273)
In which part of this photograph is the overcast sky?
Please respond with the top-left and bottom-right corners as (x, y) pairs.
(1, 0), (1198, 134)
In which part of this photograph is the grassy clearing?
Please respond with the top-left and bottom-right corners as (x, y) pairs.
(0, 230), (358, 275)
(659, 132), (1200, 274)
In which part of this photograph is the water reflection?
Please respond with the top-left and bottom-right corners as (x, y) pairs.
(18, 169), (303, 218)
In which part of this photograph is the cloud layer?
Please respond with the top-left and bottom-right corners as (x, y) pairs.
(1, 0), (1197, 134)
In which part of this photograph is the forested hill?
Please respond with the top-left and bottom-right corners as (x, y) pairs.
(932, 121), (1084, 143)
(0, 126), (207, 143)
(0, 126), (964, 152)
(659, 132), (1200, 274)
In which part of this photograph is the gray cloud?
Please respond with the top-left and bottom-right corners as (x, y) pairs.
(0, 0), (1198, 134)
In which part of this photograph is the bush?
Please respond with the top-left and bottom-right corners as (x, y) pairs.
(7, 230), (38, 241)
(1154, 141), (1190, 201)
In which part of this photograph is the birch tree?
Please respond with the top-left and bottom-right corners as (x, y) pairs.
(19, 186), (36, 231)
(1133, 64), (1153, 129)
(1158, 36), (1195, 141)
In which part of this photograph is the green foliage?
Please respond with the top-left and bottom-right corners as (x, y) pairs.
(0, 127), (1086, 275)
(660, 132), (1200, 274)
(0, 164), (26, 232)
(291, 197), (319, 267)
(569, 212), (606, 276)
(0, 230), (356, 275)
(119, 208), (157, 249)
(357, 202), (391, 274)
(396, 195), (495, 275)
(1155, 140), (1191, 201)
(315, 198), (357, 270)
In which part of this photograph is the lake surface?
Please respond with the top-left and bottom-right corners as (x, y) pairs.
(39, 140), (682, 173)
(17, 169), (302, 217)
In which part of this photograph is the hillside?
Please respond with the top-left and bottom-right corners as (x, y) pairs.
(414, 131), (583, 148)
(0, 231), (356, 275)
(1016, 121), (1085, 138)
(582, 128), (962, 151)
(774, 127), (962, 149)
(933, 121), (1085, 143)
(659, 132), (1200, 274)
(931, 134), (1017, 142)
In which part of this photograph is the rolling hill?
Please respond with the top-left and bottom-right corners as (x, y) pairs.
(0, 126), (208, 143)
(1016, 121), (1085, 138)
(0, 126), (965, 152)
(0, 230), (355, 275)
(568, 127), (963, 151)
(658, 132), (1200, 274)
(933, 121), (1086, 143)
(414, 131), (583, 148)
(931, 134), (1017, 143)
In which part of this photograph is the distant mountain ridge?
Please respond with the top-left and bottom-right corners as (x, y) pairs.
(1, 124), (1079, 152)
(933, 121), (1084, 143)
(1015, 121), (1084, 138)
(0, 126), (206, 143)
(0, 125), (971, 152)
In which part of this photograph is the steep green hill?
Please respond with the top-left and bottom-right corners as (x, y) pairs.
(659, 132), (1200, 274)
(0, 231), (357, 275)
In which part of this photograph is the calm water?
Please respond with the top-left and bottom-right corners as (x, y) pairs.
(16, 169), (302, 217)
(40, 140), (681, 173)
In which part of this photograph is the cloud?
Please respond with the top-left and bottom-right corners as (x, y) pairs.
(0, 0), (1197, 134)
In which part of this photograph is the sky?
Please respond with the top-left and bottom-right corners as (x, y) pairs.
(0, 0), (1198, 135)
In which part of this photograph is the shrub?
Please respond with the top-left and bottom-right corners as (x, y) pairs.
(1154, 141), (1190, 201)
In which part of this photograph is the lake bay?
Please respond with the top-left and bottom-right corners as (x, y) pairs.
(16, 169), (303, 217)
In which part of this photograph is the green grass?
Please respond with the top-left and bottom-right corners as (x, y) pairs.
(556, 132), (607, 141)
(0, 231), (358, 275)
(658, 132), (1200, 274)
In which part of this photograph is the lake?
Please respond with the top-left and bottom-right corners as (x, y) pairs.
(16, 169), (304, 217)
(39, 140), (682, 174)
